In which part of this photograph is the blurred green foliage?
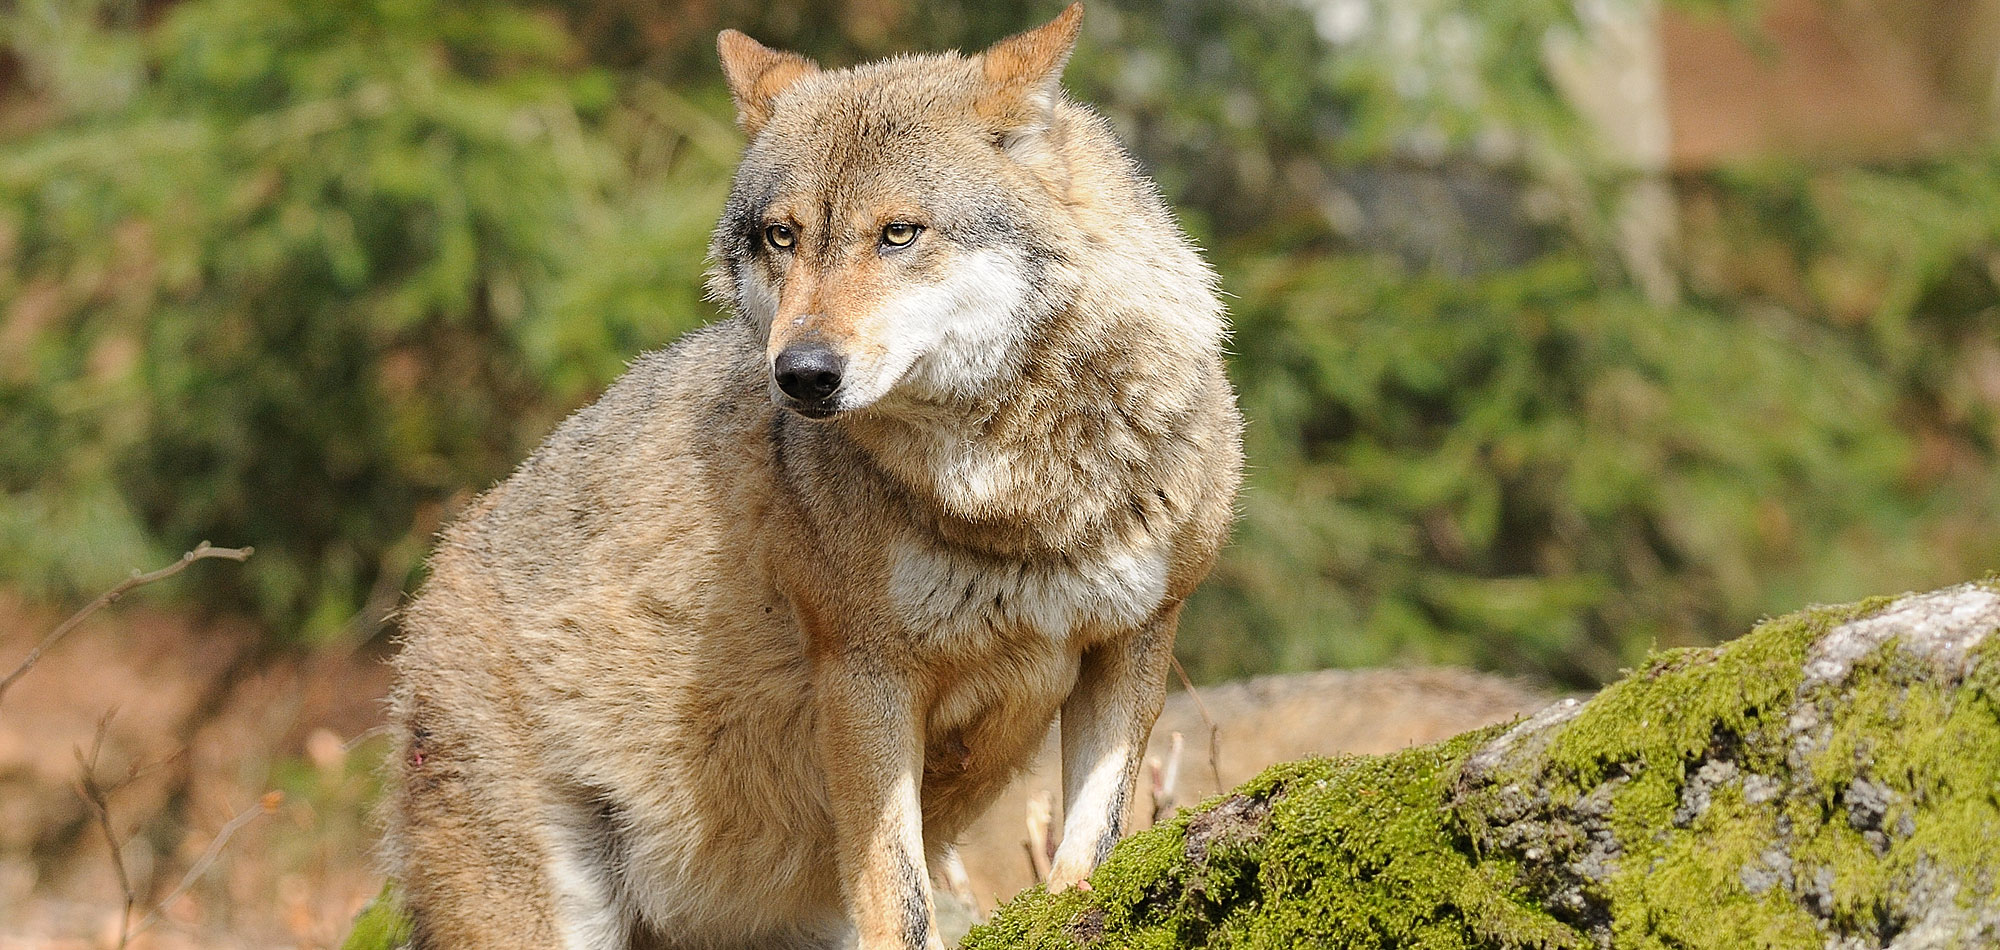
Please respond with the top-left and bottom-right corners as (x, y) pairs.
(2, 0), (1995, 684)
(1, 0), (735, 633)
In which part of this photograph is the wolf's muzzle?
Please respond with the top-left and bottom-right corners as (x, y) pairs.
(773, 343), (845, 416)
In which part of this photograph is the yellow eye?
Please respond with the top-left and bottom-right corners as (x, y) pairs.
(881, 222), (920, 248)
(764, 224), (795, 250)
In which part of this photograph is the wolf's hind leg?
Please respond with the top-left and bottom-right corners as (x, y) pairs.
(393, 717), (629, 949)
(540, 789), (639, 950)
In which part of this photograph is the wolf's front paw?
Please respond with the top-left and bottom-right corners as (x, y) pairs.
(1044, 859), (1096, 893)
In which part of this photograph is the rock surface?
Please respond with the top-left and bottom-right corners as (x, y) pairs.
(966, 580), (2000, 949)
(340, 580), (2000, 949)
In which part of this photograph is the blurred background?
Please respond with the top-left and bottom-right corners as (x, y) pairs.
(2, 0), (1996, 945)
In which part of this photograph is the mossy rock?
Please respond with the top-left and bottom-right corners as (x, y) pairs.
(344, 581), (2000, 949)
(341, 882), (412, 950)
(969, 581), (2000, 949)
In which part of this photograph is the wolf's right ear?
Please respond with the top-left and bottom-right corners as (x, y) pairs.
(718, 30), (820, 138)
(976, 3), (1083, 150)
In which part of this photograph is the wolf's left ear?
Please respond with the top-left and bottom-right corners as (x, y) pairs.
(718, 30), (821, 138)
(977, 3), (1083, 149)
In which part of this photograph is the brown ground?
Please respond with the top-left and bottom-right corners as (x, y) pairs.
(0, 593), (393, 950)
(0, 591), (1550, 949)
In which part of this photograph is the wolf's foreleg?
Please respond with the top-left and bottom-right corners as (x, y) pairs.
(1047, 609), (1179, 891)
(814, 662), (945, 950)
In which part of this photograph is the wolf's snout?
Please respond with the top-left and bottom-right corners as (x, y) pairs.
(774, 344), (845, 403)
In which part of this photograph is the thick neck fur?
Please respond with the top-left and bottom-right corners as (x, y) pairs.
(833, 315), (1215, 560)
(786, 109), (1228, 561)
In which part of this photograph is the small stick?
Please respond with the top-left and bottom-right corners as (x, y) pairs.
(1150, 731), (1185, 825)
(342, 724), (395, 752)
(936, 848), (979, 913)
(0, 542), (253, 708)
(1168, 655), (1224, 792)
(1144, 756), (1162, 828)
(74, 718), (136, 949)
(1024, 789), (1054, 883)
(129, 791), (282, 940)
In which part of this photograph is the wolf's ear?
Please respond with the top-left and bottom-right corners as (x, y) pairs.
(976, 3), (1083, 148)
(718, 30), (821, 138)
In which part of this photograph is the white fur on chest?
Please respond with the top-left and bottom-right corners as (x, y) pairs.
(889, 539), (1169, 641)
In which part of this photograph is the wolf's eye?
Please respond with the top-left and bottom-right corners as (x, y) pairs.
(881, 222), (921, 248)
(763, 224), (796, 250)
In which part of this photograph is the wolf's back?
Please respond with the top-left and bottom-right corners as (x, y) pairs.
(456, 319), (767, 575)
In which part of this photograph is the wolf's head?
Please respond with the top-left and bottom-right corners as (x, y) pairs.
(707, 5), (1091, 420)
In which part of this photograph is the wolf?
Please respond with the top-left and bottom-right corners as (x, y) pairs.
(383, 5), (1242, 948)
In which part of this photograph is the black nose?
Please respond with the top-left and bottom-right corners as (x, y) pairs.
(773, 345), (844, 402)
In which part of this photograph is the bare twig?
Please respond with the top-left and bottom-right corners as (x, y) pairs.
(1168, 655), (1224, 792)
(342, 724), (395, 752)
(74, 717), (137, 949)
(936, 848), (979, 913)
(130, 791), (282, 940)
(1144, 758), (1162, 826)
(1149, 731), (1185, 826)
(0, 541), (253, 708)
(1024, 789), (1054, 884)
(326, 540), (412, 655)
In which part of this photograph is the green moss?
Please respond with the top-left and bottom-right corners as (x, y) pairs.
(964, 734), (1584, 950)
(339, 883), (410, 950)
(976, 583), (2000, 948)
(1451, 602), (1864, 947)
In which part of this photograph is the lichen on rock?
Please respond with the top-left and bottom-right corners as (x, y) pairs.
(968, 579), (2000, 949)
